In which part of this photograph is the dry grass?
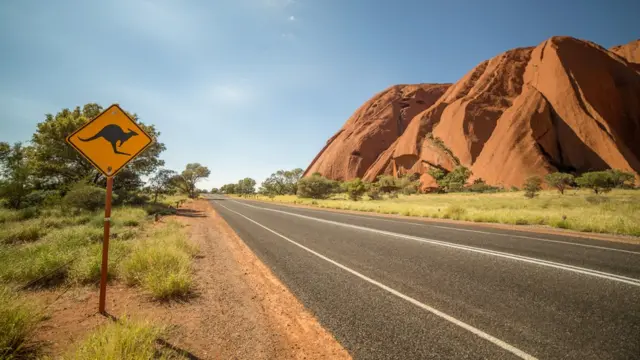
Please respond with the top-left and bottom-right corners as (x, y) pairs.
(253, 189), (640, 236)
(120, 221), (198, 299)
(0, 286), (41, 359)
(66, 317), (169, 360)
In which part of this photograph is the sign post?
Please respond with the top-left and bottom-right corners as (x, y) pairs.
(66, 104), (153, 314)
(99, 177), (113, 314)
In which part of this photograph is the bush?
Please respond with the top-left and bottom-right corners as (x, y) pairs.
(430, 166), (472, 192)
(467, 179), (499, 193)
(63, 184), (107, 211)
(523, 176), (542, 198)
(367, 184), (381, 200)
(396, 176), (420, 195)
(510, 186), (520, 192)
(22, 190), (62, 208)
(68, 317), (164, 360)
(296, 173), (338, 199)
(376, 175), (399, 193)
(343, 178), (366, 201)
(544, 172), (575, 194)
(0, 286), (40, 359)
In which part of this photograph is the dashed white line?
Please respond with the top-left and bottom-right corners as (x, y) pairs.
(230, 200), (640, 287)
(217, 202), (538, 360)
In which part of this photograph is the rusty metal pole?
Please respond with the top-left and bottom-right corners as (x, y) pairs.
(99, 177), (114, 314)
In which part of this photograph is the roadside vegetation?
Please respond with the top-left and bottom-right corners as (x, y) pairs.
(0, 103), (210, 358)
(220, 167), (639, 237)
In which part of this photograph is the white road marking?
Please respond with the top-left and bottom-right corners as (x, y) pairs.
(247, 200), (640, 255)
(217, 202), (538, 360)
(230, 200), (640, 287)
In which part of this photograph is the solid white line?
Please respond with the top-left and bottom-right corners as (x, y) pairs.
(217, 202), (538, 360)
(247, 200), (640, 255)
(231, 200), (640, 287)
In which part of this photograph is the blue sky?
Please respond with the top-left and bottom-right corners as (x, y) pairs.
(1, 0), (638, 188)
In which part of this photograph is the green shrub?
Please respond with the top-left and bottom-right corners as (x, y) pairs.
(22, 190), (62, 208)
(396, 176), (420, 195)
(63, 184), (107, 211)
(376, 175), (399, 193)
(467, 178), (499, 193)
(367, 185), (381, 200)
(0, 286), (40, 359)
(343, 178), (366, 201)
(296, 173), (338, 199)
(68, 317), (164, 360)
(523, 176), (542, 198)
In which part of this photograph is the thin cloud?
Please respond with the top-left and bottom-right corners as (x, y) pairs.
(289, 15), (296, 21)
(281, 32), (296, 40)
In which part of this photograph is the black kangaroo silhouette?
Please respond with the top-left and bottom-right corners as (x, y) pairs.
(79, 124), (138, 156)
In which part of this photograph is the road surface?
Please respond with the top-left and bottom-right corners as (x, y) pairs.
(208, 196), (640, 360)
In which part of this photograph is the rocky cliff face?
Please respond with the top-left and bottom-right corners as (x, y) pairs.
(610, 39), (640, 71)
(307, 36), (640, 188)
(303, 84), (451, 180)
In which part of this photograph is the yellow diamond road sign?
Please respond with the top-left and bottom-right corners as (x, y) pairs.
(66, 104), (154, 178)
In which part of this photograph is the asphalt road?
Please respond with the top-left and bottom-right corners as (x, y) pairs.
(208, 196), (640, 360)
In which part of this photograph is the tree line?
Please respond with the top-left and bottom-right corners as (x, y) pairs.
(0, 103), (210, 210)
(214, 164), (636, 202)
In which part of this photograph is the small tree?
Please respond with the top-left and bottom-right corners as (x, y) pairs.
(149, 168), (177, 203)
(523, 176), (542, 198)
(211, 188), (219, 194)
(0, 142), (34, 209)
(220, 183), (238, 194)
(575, 171), (614, 194)
(237, 178), (257, 195)
(343, 178), (367, 201)
(432, 166), (472, 192)
(174, 163), (211, 198)
(297, 173), (337, 199)
(607, 169), (635, 188)
(544, 172), (574, 195)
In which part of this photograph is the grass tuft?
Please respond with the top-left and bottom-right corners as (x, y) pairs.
(120, 221), (196, 299)
(68, 317), (166, 360)
(0, 286), (40, 358)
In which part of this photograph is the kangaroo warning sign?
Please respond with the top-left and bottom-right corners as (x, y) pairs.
(66, 104), (153, 178)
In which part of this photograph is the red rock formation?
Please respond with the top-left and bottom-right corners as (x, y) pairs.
(610, 39), (640, 71)
(310, 36), (640, 189)
(303, 84), (451, 180)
